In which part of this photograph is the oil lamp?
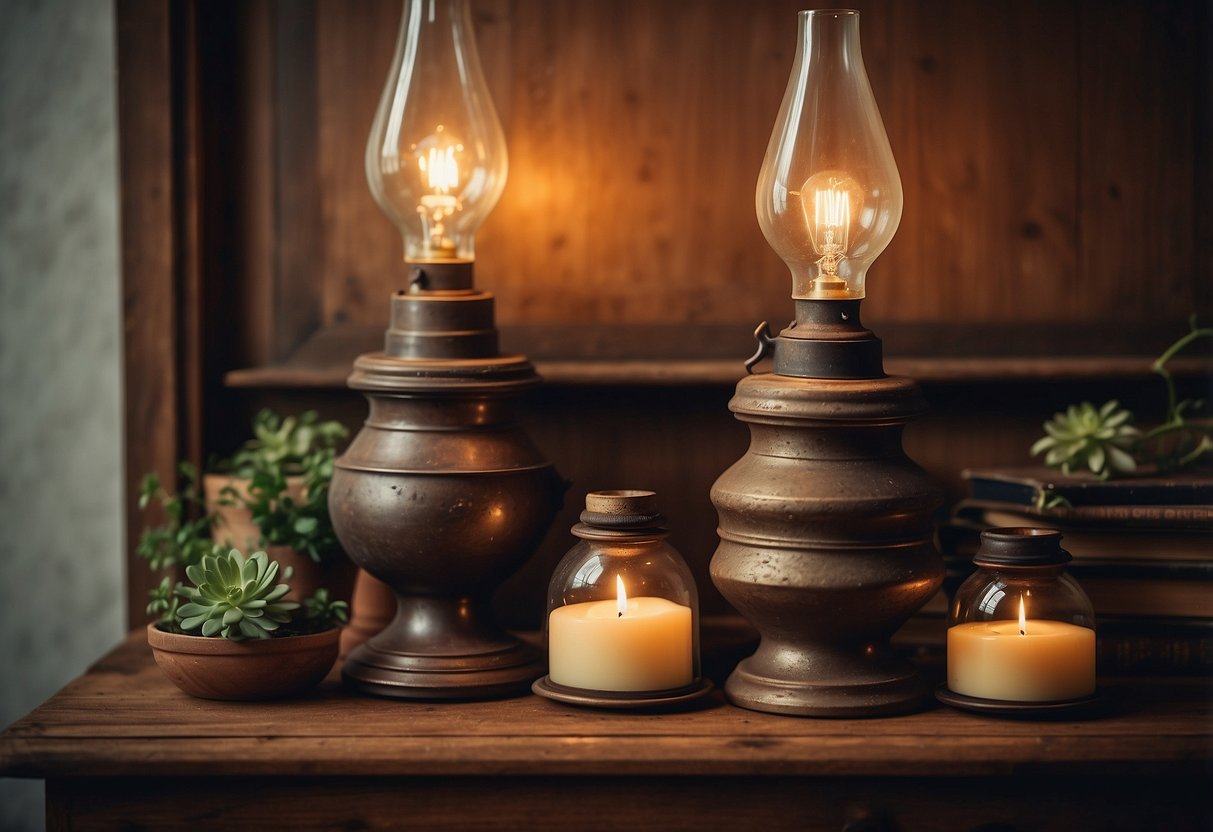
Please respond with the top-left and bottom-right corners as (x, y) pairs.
(330, 0), (563, 699)
(710, 9), (945, 716)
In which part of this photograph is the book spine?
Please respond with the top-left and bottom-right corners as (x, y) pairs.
(965, 472), (1213, 507)
(1048, 505), (1213, 525)
(1097, 631), (1213, 675)
(954, 500), (1213, 529)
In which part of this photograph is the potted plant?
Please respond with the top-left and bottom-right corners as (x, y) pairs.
(204, 409), (355, 602)
(146, 548), (348, 700)
(1030, 317), (1212, 485)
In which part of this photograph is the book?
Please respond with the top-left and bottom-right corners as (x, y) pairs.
(961, 466), (1213, 528)
(950, 505), (1213, 563)
(1094, 617), (1213, 675)
(1077, 576), (1212, 619)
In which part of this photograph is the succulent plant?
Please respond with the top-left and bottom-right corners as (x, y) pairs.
(1028, 318), (1212, 480)
(176, 549), (300, 641)
(1031, 400), (1139, 479)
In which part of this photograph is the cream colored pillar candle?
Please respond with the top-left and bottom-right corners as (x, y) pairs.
(947, 601), (1095, 702)
(549, 577), (692, 692)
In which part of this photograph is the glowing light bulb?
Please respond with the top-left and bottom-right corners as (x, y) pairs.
(800, 171), (865, 293)
(756, 9), (901, 300)
(367, 0), (507, 263)
(413, 126), (465, 255)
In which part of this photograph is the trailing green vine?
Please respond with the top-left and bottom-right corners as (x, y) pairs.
(1031, 317), (1212, 479)
(136, 462), (222, 571)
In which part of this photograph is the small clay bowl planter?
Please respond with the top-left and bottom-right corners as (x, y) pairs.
(147, 623), (339, 701)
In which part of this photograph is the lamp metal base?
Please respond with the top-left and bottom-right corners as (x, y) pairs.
(343, 633), (545, 701)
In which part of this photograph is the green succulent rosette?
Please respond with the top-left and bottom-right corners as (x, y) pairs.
(176, 549), (299, 641)
(1031, 400), (1140, 479)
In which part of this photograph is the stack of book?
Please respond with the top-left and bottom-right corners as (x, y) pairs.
(940, 466), (1213, 675)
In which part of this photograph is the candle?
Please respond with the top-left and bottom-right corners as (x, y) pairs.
(947, 597), (1095, 702)
(548, 576), (693, 692)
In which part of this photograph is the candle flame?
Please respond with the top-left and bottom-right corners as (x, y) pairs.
(616, 575), (627, 618)
(1018, 596), (1026, 636)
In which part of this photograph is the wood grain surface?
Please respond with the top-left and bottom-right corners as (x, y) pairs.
(116, 0), (191, 628)
(2, 631), (1210, 780)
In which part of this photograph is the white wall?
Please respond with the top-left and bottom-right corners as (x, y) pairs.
(0, 1), (125, 829)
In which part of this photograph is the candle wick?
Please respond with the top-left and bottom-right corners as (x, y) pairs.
(1019, 628), (1025, 636)
(618, 611), (622, 618)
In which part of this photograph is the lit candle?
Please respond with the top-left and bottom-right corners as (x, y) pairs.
(947, 596), (1095, 702)
(548, 576), (693, 692)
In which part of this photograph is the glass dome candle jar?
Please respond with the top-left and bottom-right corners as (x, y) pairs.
(534, 490), (710, 708)
(946, 528), (1096, 705)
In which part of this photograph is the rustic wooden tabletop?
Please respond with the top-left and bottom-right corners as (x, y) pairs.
(3, 630), (1210, 780)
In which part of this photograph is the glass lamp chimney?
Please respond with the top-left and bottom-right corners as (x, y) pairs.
(755, 9), (902, 300)
(366, 0), (507, 264)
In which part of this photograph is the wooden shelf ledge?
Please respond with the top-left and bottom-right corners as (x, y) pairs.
(225, 322), (1211, 388)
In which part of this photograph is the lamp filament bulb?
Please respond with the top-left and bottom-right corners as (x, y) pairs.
(798, 171), (864, 297)
(412, 125), (465, 256)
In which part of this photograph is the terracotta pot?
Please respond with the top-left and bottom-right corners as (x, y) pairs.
(204, 473), (306, 553)
(339, 569), (397, 661)
(147, 623), (339, 701)
(203, 474), (356, 603)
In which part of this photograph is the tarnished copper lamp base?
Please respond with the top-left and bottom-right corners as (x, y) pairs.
(330, 261), (564, 700)
(711, 299), (944, 717)
(343, 598), (545, 699)
(723, 650), (932, 718)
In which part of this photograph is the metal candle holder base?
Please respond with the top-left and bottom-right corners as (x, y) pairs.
(330, 262), (564, 700)
(711, 299), (944, 717)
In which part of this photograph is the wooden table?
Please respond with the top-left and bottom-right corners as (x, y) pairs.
(2, 631), (1211, 831)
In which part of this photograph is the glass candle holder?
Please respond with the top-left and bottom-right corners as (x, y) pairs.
(543, 490), (702, 700)
(947, 528), (1096, 703)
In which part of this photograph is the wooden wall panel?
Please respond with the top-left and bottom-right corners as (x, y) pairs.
(118, 0), (183, 628)
(1078, 0), (1203, 321)
(872, 0), (1080, 324)
(314, 0), (402, 328)
(286, 0), (1210, 337)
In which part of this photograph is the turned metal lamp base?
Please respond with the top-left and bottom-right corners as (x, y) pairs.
(724, 649), (932, 718)
(343, 607), (545, 700)
(329, 260), (563, 701)
(711, 299), (944, 718)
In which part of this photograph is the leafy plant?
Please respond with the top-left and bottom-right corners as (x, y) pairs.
(137, 462), (222, 570)
(175, 549), (299, 641)
(1137, 317), (1213, 473)
(299, 588), (350, 633)
(230, 448), (341, 563)
(1031, 317), (1212, 479)
(1032, 487), (1073, 512)
(227, 410), (348, 478)
(217, 410), (347, 564)
(146, 575), (183, 626)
